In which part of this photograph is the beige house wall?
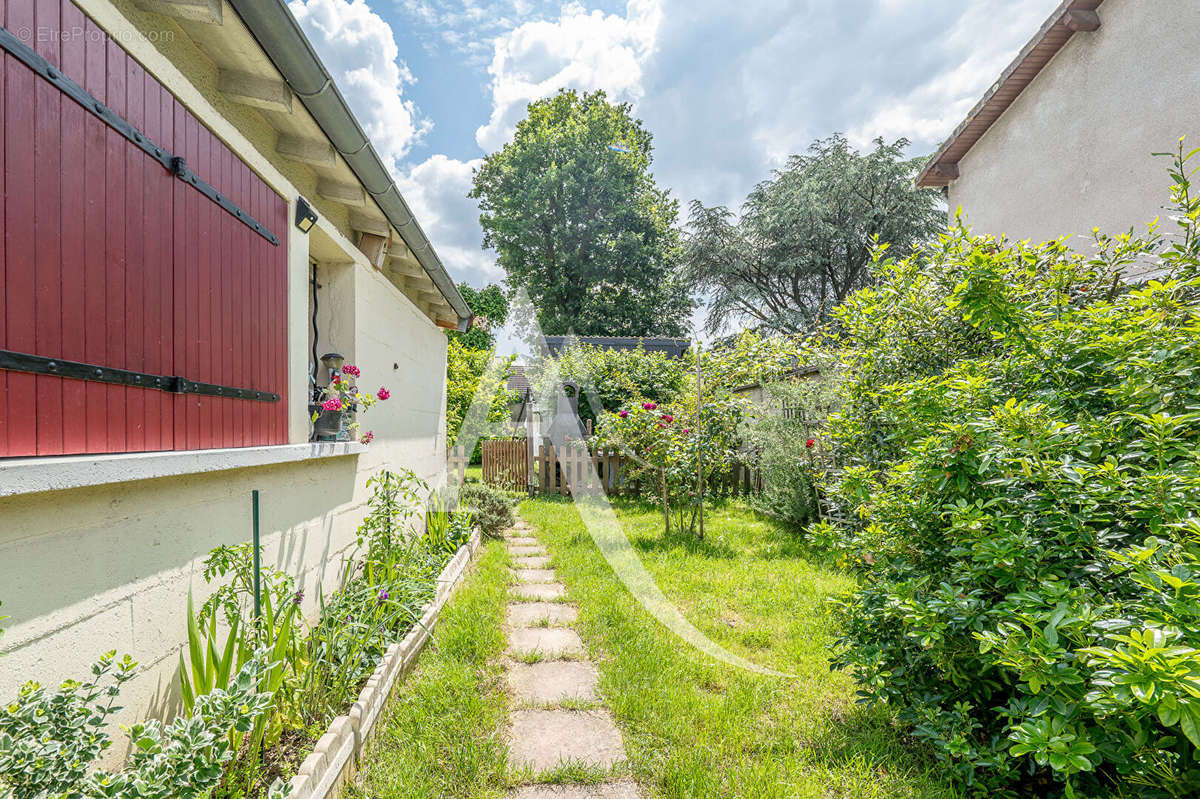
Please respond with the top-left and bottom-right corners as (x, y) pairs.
(0, 0), (449, 765)
(946, 0), (1200, 272)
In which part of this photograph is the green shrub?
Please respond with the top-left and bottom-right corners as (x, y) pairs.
(748, 376), (839, 528)
(592, 394), (746, 535)
(817, 145), (1200, 797)
(0, 652), (280, 799)
(460, 482), (515, 537)
(542, 341), (688, 429)
(446, 338), (516, 460)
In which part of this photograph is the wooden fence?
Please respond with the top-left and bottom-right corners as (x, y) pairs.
(448, 440), (760, 498)
(532, 442), (760, 498)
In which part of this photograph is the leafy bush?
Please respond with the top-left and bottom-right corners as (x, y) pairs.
(816, 146), (1200, 797)
(592, 395), (746, 535)
(700, 330), (809, 395)
(446, 337), (517, 458)
(0, 652), (280, 799)
(197, 469), (467, 797)
(460, 482), (515, 537)
(543, 341), (688, 429)
(748, 375), (839, 528)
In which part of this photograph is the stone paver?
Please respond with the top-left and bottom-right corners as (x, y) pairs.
(512, 582), (566, 601)
(508, 710), (626, 771)
(507, 602), (577, 627)
(508, 627), (586, 658)
(515, 568), (556, 583)
(510, 783), (640, 799)
(503, 516), (635, 796)
(508, 661), (599, 705)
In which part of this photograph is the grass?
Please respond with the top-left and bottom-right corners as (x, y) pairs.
(345, 539), (512, 799)
(519, 496), (960, 799)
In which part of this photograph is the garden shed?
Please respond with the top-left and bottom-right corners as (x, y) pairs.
(0, 0), (467, 765)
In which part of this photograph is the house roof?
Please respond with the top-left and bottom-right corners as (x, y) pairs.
(731, 363), (820, 394)
(915, 0), (1105, 188)
(228, 0), (470, 329)
(507, 366), (532, 393)
(542, 336), (692, 359)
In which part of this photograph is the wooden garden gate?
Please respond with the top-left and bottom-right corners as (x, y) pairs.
(481, 437), (528, 491)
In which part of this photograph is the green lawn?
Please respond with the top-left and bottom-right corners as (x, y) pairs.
(347, 539), (512, 799)
(353, 500), (956, 798)
(520, 497), (958, 799)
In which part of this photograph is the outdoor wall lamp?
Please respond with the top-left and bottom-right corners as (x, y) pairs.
(320, 352), (344, 384)
(295, 196), (318, 233)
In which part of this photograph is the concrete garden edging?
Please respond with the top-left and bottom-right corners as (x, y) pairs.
(285, 528), (484, 799)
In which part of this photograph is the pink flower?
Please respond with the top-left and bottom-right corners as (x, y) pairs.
(322, 398), (343, 412)
(342, 364), (361, 377)
(682, 428), (691, 434)
(662, 414), (674, 423)
(618, 409), (629, 418)
(359, 430), (375, 444)
(657, 423), (666, 429)
(377, 387), (390, 400)
(642, 402), (657, 411)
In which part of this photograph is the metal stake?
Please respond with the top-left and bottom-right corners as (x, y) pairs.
(696, 339), (705, 540)
(252, 490), (262, 621)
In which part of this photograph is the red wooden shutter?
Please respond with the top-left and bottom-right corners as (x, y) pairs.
(0, 0), (288, 456)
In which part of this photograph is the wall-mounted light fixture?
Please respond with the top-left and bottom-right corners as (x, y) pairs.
(320, 352), (344, 384)
(295, 196), (318, 233)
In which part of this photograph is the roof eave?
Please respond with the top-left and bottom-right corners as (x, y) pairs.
(226, 0), (471, 329)
(916, 0), (1104, 189)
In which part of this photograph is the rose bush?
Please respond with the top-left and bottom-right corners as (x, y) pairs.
(592, 394), (745, 535)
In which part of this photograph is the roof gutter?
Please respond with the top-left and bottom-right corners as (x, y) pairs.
(227, 0), (472, 331)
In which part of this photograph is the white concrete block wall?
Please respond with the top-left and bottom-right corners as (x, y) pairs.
(0, 0), (454, 772)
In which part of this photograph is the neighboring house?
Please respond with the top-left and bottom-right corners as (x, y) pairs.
(542, 336), (692, 359)
(917, 0), (1199, 275)
(731, 364), (820, 411)
(0, 0), (468, 760)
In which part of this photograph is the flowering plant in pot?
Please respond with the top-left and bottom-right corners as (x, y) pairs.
(310, 363), (390, 443)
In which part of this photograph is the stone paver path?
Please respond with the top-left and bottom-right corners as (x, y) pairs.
(503, 518), (639, 798)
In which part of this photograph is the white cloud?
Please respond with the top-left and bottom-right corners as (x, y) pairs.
(289, 0), (430, 173)
(843, 0), (1058, 150)
(295, 0), (1064, 292)
(475, 0), (662, 151)
(396, 155), (502, 285)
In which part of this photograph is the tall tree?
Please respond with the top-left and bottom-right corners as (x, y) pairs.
(470, 89), (691, 336)
(683, 135), (943, 334)
(449, 282), (508, 350)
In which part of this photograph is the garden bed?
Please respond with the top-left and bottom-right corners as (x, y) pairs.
(287, 528), (482, 799)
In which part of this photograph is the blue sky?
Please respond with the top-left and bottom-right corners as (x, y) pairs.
(287, 0), (1062, 291)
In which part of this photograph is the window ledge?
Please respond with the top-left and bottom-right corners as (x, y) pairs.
(0, 442), (366, 498)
